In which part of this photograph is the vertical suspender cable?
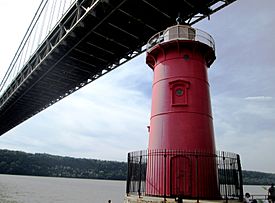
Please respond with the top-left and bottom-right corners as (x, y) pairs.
(21, 33), (32, 73)
(47, 0), (58, 34)
(29, 13), (41, 59)
(56, 0), (63, 22)
(38, 0), (50, 45)
(61, 0), (66, 16)
(37, 10), (47, 47)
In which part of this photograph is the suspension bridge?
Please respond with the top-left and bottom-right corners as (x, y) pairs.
(0, 0), (235, 136)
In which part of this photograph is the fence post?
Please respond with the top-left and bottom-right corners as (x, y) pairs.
(196, 154), (199, 203)
(237, 154), (243, 202)
(222, 152), (228, 203)
(126, 152), (131, 195)
(138, 151), (142, 198)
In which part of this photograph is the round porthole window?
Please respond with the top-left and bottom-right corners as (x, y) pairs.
(175, 88), (184, 96)
(183, 54), (189, 61)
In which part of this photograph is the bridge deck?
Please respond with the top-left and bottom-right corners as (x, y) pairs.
(0, 0), (236, 135)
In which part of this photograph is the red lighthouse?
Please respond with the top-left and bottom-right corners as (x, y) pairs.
(145, 24), (219, 199)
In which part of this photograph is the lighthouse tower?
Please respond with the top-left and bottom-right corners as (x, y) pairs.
(126, 18), (243, 203)
(145, 23), (219, 199)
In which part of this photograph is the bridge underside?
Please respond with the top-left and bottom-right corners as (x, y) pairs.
(0, 0), (235, 135)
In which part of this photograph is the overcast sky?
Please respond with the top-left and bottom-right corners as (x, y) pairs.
(0, 0), (274, 173)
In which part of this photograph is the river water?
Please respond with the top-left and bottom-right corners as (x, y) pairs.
(0, 174), (269, 203)
(0, 174), (125, 203)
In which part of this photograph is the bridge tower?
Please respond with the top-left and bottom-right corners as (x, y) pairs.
(145, 23), (219, 199)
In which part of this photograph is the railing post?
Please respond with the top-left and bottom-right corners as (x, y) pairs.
(138, 151), (142, 198)
(196, 154), (199, 203)
(222, 152), (228, 203)
(237, 154), (244, 202)
(126, 152), (131, 195)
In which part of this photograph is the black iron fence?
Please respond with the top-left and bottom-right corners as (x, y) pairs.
(126, 150), (243, 201)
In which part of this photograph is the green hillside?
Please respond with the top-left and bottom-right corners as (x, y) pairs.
(242, 170), (275, 185)
(0, 149), (127, 180)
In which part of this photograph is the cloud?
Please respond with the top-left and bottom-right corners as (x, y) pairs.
(244, 96), (273, 101)
(212, 93), (275, 173)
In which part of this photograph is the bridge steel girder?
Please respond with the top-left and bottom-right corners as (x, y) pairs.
(0, 0), (236, 135)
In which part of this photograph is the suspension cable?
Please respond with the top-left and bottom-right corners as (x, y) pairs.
(0, 0), (48, 93)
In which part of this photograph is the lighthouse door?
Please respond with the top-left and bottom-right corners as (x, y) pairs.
(170, 155), (192, 197)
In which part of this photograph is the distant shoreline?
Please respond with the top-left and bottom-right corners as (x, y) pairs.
(0, 149), (274, 184)
(0, 173), (126, 182)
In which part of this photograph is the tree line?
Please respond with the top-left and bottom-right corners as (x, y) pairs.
(0, 149), (127, 180)
(242, 170), (275, 185)
(0, 149), (274, 184)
